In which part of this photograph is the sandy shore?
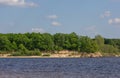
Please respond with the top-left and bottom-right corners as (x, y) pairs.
(0, 51), (119, 58)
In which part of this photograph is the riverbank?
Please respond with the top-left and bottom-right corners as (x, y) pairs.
(0, 50), (120, 58)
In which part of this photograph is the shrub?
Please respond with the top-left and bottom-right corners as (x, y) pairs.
(12, 50), (41, 56)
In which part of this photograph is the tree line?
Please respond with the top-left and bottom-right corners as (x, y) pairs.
(0, 32), (119, 55)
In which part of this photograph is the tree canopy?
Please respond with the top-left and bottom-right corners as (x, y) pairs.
(0, 32), (119, 55)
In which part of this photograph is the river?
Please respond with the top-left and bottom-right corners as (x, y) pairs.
(0, 57), (120, 78)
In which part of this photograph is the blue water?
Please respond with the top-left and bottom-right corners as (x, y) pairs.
(0, 57), (120, 78)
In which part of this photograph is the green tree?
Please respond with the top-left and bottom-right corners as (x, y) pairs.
(11, 41), (17, 51)
(0, 36), (11, 51)
(41, 33), (54, 51)
(63, 34), (71, 50)
(54, 33), (65, 50)
(80, 36), (98, 53)
(31, 33), (43, 50)
(68, 32), (79, 50)
(95, 35), (104, 51)
(18, 44), (28, 52)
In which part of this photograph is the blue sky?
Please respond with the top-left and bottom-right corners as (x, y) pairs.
(0, 0), (120, 38)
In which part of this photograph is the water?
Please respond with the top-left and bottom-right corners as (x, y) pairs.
(0, 57), (120, 78)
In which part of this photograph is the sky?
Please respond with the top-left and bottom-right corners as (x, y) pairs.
(0, 0), (120, 38)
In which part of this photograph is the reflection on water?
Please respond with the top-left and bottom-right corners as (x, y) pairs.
(0, 58), (120, 78)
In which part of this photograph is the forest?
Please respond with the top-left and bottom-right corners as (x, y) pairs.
(0, 32), (120, 56)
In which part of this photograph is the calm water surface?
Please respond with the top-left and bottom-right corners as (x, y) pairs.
(0, 57), (120, 78)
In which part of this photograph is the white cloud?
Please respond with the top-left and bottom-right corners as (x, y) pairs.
(47, 15), (58, 19)
(51, 21), (61, 26)
(108, 18), (120, 24)
(100, 11), (111, 18)
(0, 0), (38, 7)
(47, 15), (62, 26)
(32, 28), (45, 33)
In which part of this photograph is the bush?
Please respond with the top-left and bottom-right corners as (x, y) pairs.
(101, 45), (119, 53)
(12, 52), (22, 56)
(12, 50), (41, 56)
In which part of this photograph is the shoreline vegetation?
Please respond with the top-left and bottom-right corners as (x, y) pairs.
(0, 32), (120, 58)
